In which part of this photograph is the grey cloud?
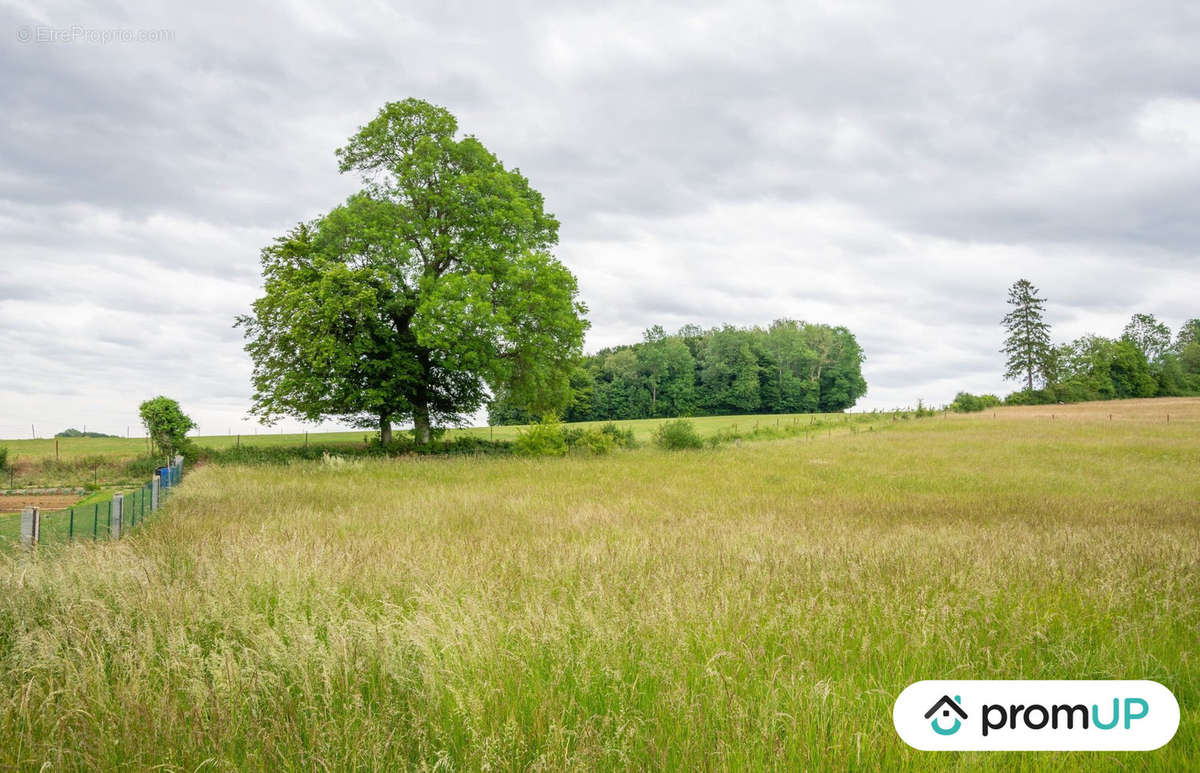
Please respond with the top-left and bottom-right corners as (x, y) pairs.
(2, 0), (1200, 434)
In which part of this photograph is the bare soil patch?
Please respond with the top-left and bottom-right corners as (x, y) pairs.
(0, 494), (82, 514)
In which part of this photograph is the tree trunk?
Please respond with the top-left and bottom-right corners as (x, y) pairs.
(380, 414), (393, 445)
(413, 403), (432, 446)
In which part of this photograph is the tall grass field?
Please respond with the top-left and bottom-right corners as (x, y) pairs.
(1, 398), (1197, 769)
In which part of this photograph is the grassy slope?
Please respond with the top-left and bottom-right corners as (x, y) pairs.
(0, 399), (1196, 770)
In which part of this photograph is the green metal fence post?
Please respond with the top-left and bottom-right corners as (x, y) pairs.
(93, 504), (99, 539)
(69, 508), (74, 541)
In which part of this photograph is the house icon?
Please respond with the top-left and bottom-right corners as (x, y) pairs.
(924, 695), (967, 735)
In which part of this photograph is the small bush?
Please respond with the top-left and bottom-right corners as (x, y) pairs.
(430, 436), (512, 456)
(558, 423), (634, 455)
(513, 418), (568, 457)
(201, 444), (368, 466)
(0, 445), (7, 473)
(653, 419), (704, 450)
(950, 392), (1005, 413)
(598, 422), (637, 449)
(1004, 388), (1056, 406)
(913, 399), (938, 418)
(575, 429), (616, 455)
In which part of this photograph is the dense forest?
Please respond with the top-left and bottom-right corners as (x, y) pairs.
(489, 320), (867, 424)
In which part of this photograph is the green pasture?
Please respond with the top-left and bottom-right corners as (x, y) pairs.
(0, 398), (1196, 769)
(0, 412), (868, 460)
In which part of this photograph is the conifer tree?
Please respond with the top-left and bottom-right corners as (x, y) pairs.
(1002, 279), (1052, 391)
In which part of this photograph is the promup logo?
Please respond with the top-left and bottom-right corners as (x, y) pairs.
(924, 695), (967, 735)
(894, 681), (1179, 751)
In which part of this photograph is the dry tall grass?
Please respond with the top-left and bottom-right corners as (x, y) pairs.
(1, 399), (1197, 770)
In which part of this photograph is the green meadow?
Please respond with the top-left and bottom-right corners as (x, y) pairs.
(0, 398), (1196, 770)
(1, 411), (860, 459)
(0, 412), (866, 494)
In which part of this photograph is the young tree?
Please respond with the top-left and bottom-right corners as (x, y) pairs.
(1001, 278), (1052, 391)
(138, 396), (196, 458)
(237, 99), (588, 444)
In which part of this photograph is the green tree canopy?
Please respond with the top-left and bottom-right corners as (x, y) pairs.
(1121, 313), (1171, 364)
(138, 396), (196, 458)
(490, 319), (868, 423)
(237, 99), (588, 444)
(1174, 318), (1200, 352)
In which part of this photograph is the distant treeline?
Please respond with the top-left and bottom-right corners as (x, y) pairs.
(54, 428), (118, 438)
(956, 313), (1200, 410)
(489, 320), (867, 424)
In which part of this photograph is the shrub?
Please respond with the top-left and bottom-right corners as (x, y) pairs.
(557, 423), (635, 455)
(653, 419), (704, 450)
(430, 437), (512, 456)
(0, 445), (7, 473)
(575, 429), (616, 455)
(943, 393), (1001, 414)
(513, 418), (568, 457)
(1004, 388), (1056, 406)
(950, 392), (979, 412)
(562, 427), (586, 447)
(598, 422), (637, 449)
(196, 437), (514, 466)
(124, 455), (166, 477)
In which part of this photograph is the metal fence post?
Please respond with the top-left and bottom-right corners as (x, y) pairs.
(152, 473), (161, 510)
(20, 506), (39, 548)
(112, 493), (124, 539)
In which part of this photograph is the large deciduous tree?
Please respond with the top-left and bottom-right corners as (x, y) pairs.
(1172, 318), (1200, 353)
(237, 99), (588, 444)
(1001, 278), (1052, 391)
(1121, 313), (1171, 364)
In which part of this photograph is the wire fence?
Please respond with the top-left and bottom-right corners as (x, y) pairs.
(0, 456), (183, 552)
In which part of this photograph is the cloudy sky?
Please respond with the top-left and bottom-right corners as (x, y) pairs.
(2, 0), (1199, 438)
